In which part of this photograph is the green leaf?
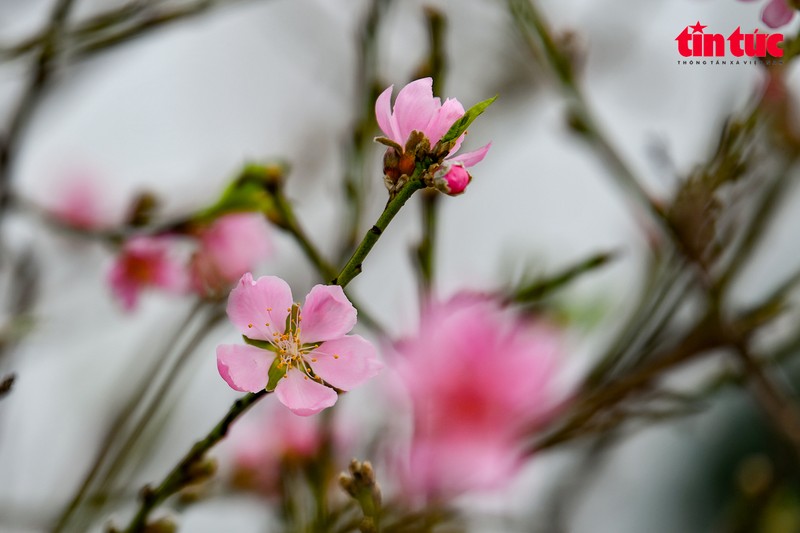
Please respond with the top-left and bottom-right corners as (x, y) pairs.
(439, 95), (497, 145)
(266, 357), (287, 392)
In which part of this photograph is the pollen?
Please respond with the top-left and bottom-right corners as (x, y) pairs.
(267, 307), (272, 311)
(247, 323), (253, 328)
(265, 322), (270, 327)
(311, 358), (317, 362)
(333, 354), (339, 359)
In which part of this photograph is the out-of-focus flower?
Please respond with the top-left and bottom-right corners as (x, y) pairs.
(46, 173), (116, 230)
(375, 77), (490, 194)
(229, 401), (323, 496)
(392, 293), (562, 499)
(217, 274), (383, 416)
(108, 236), (189, 310)
(740, 0), (796, 28)
(190, 213), (272, 296)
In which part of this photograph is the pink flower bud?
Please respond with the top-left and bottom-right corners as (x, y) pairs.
(434, 164), (471, 196)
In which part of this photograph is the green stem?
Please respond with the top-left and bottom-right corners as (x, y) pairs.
(122, 391), (268, 533)
(333, 176), (426, 288)
(415, 190), (439, 292)
(272, 190), (337, 280)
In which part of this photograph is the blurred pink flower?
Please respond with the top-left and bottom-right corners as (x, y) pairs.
(46, 173), (116, 230)
(392, 294), (562, 499)
(108, 236), (189, 310)
(375, 77), (491, 194)
(740, 0), (796, 28)
(217, 274), (383, 416)
(190, 213), (272, 296)
(230, 401), (323, 496)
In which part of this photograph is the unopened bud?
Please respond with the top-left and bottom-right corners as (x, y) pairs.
(433, 164), (471, 196)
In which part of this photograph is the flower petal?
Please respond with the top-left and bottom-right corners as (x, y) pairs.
(393, 78), (441, 141)
(308, 335), (383, 391)
(274, 369), (338, 416)
(763, 0), (794, 28)
(375, 85), (402, 144)
(217, 343), (272, 392)
(227, 273), (293, 341)
(199, 213), (272, 283)
(447, 142), (491, 168)
(299, 285), (357, 343)
(424, 97), (466, 146)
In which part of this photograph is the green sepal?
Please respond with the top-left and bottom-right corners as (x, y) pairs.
(266, 357), (287, 392)
(192, 163), (283, 224)
(242, 335), (276, 352)
(439, 95), (498, 145)
(374, 136), (402, 151)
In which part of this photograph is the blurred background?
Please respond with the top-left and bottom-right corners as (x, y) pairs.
(2, 0), (800, 531)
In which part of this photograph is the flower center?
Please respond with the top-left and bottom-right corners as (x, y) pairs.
(266, 304), (315, 375)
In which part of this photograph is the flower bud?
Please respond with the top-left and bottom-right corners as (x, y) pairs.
(433, 163), (471, 196)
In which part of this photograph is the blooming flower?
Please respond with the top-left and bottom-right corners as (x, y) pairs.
(217, 274), (383, 416)
(108, 236), (189, 310)
(190, 213), (273, 296)
(392, 293), (562, 499)
(740, 0), (796, 28)
(375, 77), (491, 195)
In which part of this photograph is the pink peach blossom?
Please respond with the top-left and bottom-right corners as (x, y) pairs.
(740, 0), (796, 28)
(190, 213), (272, 296)
(46, 173), (116, 230)
(217, 274), (383, 416)
(108, 236), (189, 310)
(229, 401), (323, 496)
(392, 293), (562, 499)
(375, 77), (491, 194)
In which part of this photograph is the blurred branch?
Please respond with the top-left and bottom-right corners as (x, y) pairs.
(52, 301), (219, 532)
(731, 340), (800, 457)
(0, 374), (14, 400)
(506, 250), (617, 305)
(507, 0), (669, 236)
(118, 390), (268, 533)
(413, 8), (447, 293)
(72, 0), (251, 59)
(0, 0), (78, 214)
(338, 0), (392, 264)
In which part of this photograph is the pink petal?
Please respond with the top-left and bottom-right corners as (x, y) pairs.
(299, 285), (357, 343)
(308, 335), (383, 391)
(447, 142), (491, 168)
(393, 78), (441, 142)
(108, 269), (139, 311)
(217, 343), (272, 392)
(375, 85), (402, 144)
(424, 97), (466, 145)
(274, 369), (338, 416)
(763, 0), (794, 28)
(227, 273), (293, 341)
(199, 213), (272, 282)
